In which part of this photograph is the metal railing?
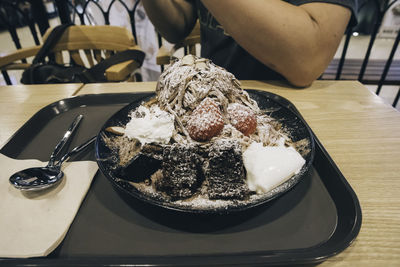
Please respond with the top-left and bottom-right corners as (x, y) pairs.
(322, 0), (400, 107)
(56, 0), (140, 43)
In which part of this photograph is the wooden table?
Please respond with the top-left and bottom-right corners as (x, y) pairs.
(1, 80), (399, 265)
(0, 83), (83, 146)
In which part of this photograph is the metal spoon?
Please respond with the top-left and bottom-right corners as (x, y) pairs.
(48, 114), (83, 167)
(9, 114), (84, 191)
(9, 136), (96, 191)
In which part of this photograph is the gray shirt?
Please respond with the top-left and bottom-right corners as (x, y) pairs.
(195, 0), (358, 80)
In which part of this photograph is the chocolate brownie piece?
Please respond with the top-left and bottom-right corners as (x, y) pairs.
(156, 143), (203, 199)
(205, 139), (249, 200)
(116, 143), (163, 182)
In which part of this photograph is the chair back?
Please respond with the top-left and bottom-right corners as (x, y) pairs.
(1, 0), (144, 85)
(321, 0), (400, 107)
(62, 0), (141, 43)
(0, 25), (143, 83)
(42, 25), (138, 69)
(0, 0), (42, 49)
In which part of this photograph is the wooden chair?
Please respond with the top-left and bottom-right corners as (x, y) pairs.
(0, 25), (144, 83)
(156, 21), (200, 66)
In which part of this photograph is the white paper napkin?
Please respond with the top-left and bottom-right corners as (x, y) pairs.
(0, 154), (98, 258)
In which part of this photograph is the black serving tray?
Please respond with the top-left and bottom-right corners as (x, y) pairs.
(0, 91), (362, 266)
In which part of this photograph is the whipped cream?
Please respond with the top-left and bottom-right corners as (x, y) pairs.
(243, 142), (305, 193)
(124, 105), (174, 145)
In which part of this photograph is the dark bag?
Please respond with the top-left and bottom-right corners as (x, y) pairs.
(21, 24), (145, 84)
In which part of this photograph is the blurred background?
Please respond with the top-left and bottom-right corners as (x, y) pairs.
(0, 0), (399, 109)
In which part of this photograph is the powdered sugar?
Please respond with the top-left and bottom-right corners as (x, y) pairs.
(227, 103), (257, 135)
(187, 98), (224, 141)
(103, 55), (311, 212)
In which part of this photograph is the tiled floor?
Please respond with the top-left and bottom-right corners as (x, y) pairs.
(1, 21), (399, 110)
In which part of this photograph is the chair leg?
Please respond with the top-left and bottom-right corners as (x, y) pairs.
(376, 30), (400, 95)
(336, 30), (352, 80)
(134, 73), (143, 82)
(1, 71), (12, 85)
(393, 87), (400, 107)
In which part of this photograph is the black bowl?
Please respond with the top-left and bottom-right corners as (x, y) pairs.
(95, 90), (315, 214)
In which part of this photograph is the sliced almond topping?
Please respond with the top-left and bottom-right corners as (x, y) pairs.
(105, 126), (125, 135)
(195, 61), (207, 70)
(182, 54), (195, 66)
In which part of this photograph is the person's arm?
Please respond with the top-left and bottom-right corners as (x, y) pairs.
(201, 0), (351, 87)
(141, 0), (197, 43)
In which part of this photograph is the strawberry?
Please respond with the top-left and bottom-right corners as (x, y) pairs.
(192, 97), (221, 115)
(187, 98), (224, 141)
(227, 103), (257, 136)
